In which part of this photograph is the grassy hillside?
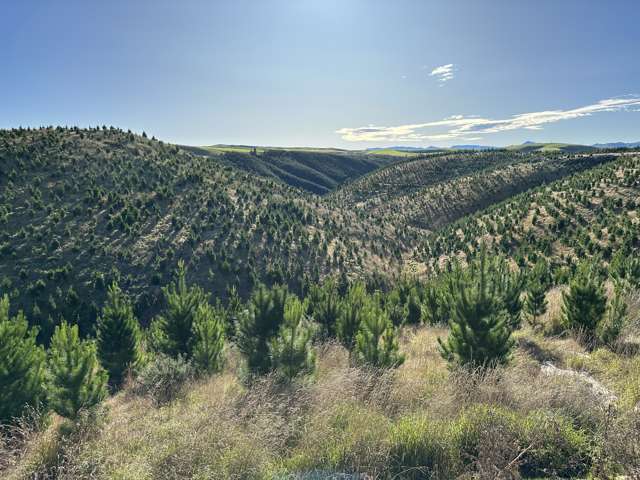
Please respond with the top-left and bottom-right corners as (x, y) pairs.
(506, 142), (596, 154)
(329, 151), (616, 272)
(185, 145), (400, 194)
(0, 129), (627, 339)
(0, 128), (373, 336)
(422, 152), (640, 270)
(2, 129), (640, 479)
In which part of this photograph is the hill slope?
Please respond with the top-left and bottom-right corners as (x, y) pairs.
(185, 145), (400, 194)
(0, 128), (630, 339)
(0, 128), (369, 336)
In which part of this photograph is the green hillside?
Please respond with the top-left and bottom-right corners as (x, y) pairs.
(506, 142), (596, 153)
(185, 145), (400, 194)
(0, 128), (374, 337)
(2, 129), (640, 479)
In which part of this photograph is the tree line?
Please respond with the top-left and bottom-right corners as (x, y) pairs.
(1, 247), (635, 425)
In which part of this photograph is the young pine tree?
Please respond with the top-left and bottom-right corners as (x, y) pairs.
(524, 263), (548, 328)
(151, 261), (208, 358)
(406, 288), (423, 325)
(422, 278), (450, 325)
(597, 281), (627, 348)
(0, 295), (46, 424)
(562, 262), (606, 348)
(269, 296), (316, 381)
(96, 283), (142, 388)
(524, 282), (547, 328)
(438, 250), (515, 368)
(47, 322), (108, 419)
(385, 288), (409, 327)
(191, 303), (225, 374)
(306, 279), (341, 337)
(355, 294), (404, 368)
(236, 284), (288, 375)
(495, 261), (525, 329)
(336, 282), (367, 348)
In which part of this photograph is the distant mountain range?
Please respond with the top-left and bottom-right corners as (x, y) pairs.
(368, 141), (640, 153)
(592, 141), (640, 149)
(366, 146), (442, 152)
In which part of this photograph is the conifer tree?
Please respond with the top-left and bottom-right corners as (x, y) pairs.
(269, 296), (316, 381)
(422, 279), (449, 325)
(151, 261), (207, 358)
(597, 281), (627, 348)
(224, 284), (243, 339)
(354, 294), (404, 368)
(336, 282), (367, 348)
(236, 283), (288, 374)
(524, 262), (548, 327)
(96, 283), (142, 388)
(406, 289), (423, 325)
(496, 262), (525, 329)
(385, 288), (409, 326)
(306, 279), (341, 337)
(562, 262), (606, 348)
(438, 250), (514, 368)
(524, 282), (547, 327)
(47, 322), (107, 419)
(191, 303), (225, 373)
(0, 295), (46, 424)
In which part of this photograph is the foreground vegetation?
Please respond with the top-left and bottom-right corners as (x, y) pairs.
(2, 248), (639, 478)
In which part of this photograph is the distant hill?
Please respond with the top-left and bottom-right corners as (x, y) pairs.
(505, 142), (595, 153)
(184, 145), (400, 195)
(592, 141), (640, 149)
(450, 144), (497, 151)
(332, 150), (615, 239)
(367, 146), (442, 152)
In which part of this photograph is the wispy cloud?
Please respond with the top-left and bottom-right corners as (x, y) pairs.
(429, 63), (455, 83)
(336, 96), (640, 142)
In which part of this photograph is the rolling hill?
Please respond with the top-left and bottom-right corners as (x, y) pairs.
(2, 128), (640, 480)
(184, 145), (400, 194)
(0, 127), (375, 337)
(1, 127), (631, 340)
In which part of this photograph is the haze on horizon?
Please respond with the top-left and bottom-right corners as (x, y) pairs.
(2, 0), (639, 148)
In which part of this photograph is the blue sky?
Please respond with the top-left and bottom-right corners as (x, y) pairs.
(1, 0), (638, 148)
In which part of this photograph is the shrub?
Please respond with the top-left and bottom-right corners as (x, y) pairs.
(0, 295), (46, 424)
(130, 354), (194, 405)
(389, 415), (459, 479)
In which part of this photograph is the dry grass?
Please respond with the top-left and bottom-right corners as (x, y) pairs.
(3, 323), (639, 479)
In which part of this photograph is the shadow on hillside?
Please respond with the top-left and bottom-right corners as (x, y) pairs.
(516, 337), (561, 364)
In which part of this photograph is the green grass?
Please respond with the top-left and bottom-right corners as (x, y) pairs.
(506, 142), (596, 154)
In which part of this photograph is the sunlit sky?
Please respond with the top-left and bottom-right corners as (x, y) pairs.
(2, 1), (639, 148)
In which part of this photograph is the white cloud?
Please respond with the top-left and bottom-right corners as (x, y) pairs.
(336, 96), (640, 142)
(429, 64), (455, 83)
